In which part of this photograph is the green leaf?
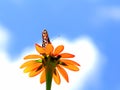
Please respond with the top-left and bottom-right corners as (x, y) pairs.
(35, 59), (42, 63)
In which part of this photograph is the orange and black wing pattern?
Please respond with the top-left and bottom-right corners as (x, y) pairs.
(42, 29), (51, 47)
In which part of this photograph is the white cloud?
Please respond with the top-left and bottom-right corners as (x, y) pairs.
(51, 37), (106, 90)
(0, 27), (105, 90)
(90, 6), (120, 28)
(0, 25), (11, 50)
(98, 6), (120, 20)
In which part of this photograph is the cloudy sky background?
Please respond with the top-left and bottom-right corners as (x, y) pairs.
(0, 0), (120, 90)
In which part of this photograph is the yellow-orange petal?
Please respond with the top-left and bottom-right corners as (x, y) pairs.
(45, 44), (54, 54)
(20, 60), (35, 68)
(57, 65), (69, 82)
(40, 70), (46, 84)
(60, 53), (75, 58)
(24, 55), (43, 60)
(35, 43), (45, 54)
(53, 69), (61, 85)
(53, 45), (64, 55)
(23, 63), (42, 73)
(60, 59), (80, 66)
(29, 67), (44, 77)
(61, 64), (79, 71)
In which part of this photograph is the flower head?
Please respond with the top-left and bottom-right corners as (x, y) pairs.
(20, 43), (80, 85)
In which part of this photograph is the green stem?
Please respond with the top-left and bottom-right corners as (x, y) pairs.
(46, 66), (53, 90)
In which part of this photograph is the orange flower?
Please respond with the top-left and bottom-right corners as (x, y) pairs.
(20, 43), (80, 85)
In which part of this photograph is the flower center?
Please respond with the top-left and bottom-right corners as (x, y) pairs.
(43, 54), (61, 67)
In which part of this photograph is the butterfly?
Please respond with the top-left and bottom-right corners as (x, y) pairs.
(42, 29), (51, 47)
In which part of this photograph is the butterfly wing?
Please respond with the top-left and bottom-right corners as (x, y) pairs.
(42, 29), (51, 47)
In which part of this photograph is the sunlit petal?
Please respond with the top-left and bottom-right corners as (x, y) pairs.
(60, 59), (80, 66)
(53, 69), (61, 85)
(23, 63), (42, 73)
(60, 53), (75, 58)
(35, 43), (45, 54)
(53, 45), (64, 55)
(60, 64), (79, 71)
(45, 44), (54, 54)
(24, 55), (43, 60)
(57, 65), (69, 82)
(40, 70), (46, 84)
(29, 67), (44, 77)
(20, 60), (35, 68)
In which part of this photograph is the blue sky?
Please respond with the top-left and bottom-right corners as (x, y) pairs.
(0, 0), (120, 90)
